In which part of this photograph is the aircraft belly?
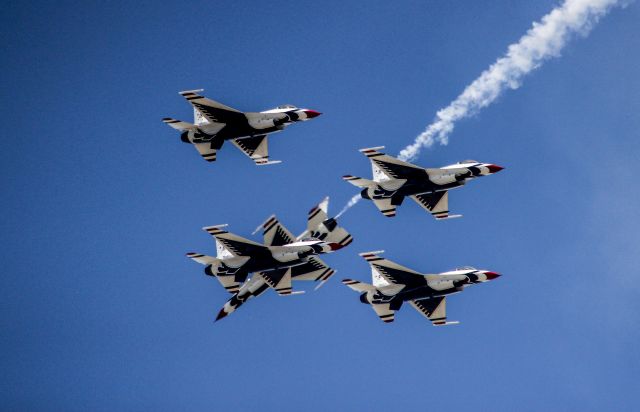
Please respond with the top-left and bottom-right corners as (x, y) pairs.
(244, 256), (307, 273)
(404, 181), (460, 196)
(401, 285), (461, 301)
(218, 123), (281, 139)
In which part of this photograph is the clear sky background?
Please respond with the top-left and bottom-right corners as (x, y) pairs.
(2, 1), (639, 410)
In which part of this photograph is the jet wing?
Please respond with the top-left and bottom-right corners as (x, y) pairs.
(409, 297), (458, 326)
(410, 191), (462, 220)
(360, 251), (427, 288)
(288, 257), (336, 290)
(258, 267), (297, 296)
(360, 147), (426, 181)
(371, 303), (395, 323)
(179, 90), (246, 124)
(231, 135), (281, 165)
(203, 225), (267, 257)
(259, 257), (335, 294)
(258, 215), (296, 246)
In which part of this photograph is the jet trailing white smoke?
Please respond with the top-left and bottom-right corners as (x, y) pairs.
(337, 0), (624, 218)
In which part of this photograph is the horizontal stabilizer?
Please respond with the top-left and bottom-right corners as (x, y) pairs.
(342, 175), (375, 188)
(371, 303), (395, 323)
(433, 321), (460, 326)
(342, 279), (376, 292)
(436, 214), (463, 220)
(185, 252), (218, 265)
(162, 118), (195, 131)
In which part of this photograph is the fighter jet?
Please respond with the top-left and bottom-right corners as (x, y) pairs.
(186, 198), (351, 321)
(343, 146), (503, 219)
(342, 251), (500, 325)
(163, 89), (321, 165)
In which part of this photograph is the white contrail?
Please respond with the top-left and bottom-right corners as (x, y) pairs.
(338, 0), (624, 217)
(336, 194), (361, 218)
(399, 0), (623, 161)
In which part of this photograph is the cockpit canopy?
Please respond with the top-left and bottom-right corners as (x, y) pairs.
(457, 160), (478, 164)
(455, 266), (477, 271)
(300, 236), (320, 242)
(276, 104), (297, 110)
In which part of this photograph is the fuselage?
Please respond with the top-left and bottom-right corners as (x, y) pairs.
(210, 240), (341, 277)
(184, 106), (321, 143)
(361, 162), (502, 203)
(362, 269), (500, 306)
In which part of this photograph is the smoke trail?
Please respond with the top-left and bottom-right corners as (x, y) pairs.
(338, 0), (624, 217)
(336, 194), (361, 218)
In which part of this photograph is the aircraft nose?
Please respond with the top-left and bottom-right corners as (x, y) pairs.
(486, 164), (504, 174)
(484, 271), (501, 280)
(303, 110), (322, 119)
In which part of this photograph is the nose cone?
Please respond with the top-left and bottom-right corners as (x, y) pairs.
(215, 308), (229, 322)
(486, 164), (504, 174)
(484, 271), (501, 280)
(303, 109), (322, 119)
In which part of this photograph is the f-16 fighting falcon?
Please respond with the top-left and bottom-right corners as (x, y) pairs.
(343, 146), (503, 219)
(186, 198), (351, 322)
(342, 251), (500, 325)
(163, 89), (321, 165)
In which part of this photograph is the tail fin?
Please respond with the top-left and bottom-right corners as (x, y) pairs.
(342, 175), (376, 188)
(304, 197), (353, 247)
(307, 197), (330, 232)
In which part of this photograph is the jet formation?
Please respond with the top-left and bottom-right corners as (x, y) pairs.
(343, 251), (500, 325)
(166, 90), (505, 326)
(343, 146), (503, 218)
(187, 198), (352, 321)
(163, 90), (321, 165)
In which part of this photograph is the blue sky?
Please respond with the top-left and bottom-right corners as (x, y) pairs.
(2, 1), (639, 410)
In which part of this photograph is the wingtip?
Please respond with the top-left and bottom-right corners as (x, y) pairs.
(202, 224), (228, 233)
(179, 88), (204, 96)
(359, 250), (385, 257)
(358, 146), (385, 153)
